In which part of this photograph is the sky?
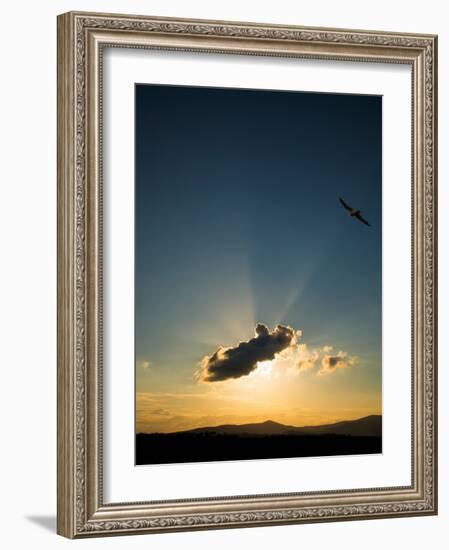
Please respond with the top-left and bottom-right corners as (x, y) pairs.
(135, 83), (382, 434)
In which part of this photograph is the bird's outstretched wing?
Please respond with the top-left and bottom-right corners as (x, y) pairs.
(355, 213), (371, 227)
(339, 197), (352, 211)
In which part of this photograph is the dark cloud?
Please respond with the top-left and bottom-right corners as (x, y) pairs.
(198, 324), (295, 382)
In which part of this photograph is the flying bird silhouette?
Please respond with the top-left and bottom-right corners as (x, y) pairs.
(339, 197), (371, 227)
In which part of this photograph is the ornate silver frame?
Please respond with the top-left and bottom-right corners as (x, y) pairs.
(57, 11), (438, 538)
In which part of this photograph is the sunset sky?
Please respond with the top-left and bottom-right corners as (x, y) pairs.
(135, 84), (382, 434)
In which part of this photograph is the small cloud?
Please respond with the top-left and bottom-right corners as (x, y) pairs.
(318, 351), (357, 376)
(297, 356), (319, 371)
(197, 323), (295, 382)
(137, 359), (151, 370)
(149, 408), (170, 416)
(296, 344), (319, 371)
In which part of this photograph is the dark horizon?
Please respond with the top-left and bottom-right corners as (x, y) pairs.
(136, 413), (382, 465)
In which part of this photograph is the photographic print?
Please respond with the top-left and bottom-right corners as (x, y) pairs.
(135, 84), (382, 465)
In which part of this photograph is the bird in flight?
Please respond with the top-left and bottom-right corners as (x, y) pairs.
(339, 197), (371, 227)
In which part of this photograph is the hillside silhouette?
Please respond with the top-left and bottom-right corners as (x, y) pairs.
(136, 415), (382, 465)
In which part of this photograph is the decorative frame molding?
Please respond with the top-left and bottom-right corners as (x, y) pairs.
(57, 11), (438, 538)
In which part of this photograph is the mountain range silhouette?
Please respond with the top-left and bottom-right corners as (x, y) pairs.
(176, 415), (381, 437)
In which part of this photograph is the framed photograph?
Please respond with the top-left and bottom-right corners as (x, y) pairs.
(57, 11), (438, 538)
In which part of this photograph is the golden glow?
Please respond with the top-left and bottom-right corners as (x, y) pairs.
(136, 348), (381, 433)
